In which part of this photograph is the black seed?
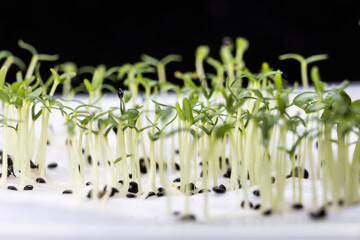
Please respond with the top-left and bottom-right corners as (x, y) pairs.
(156, 162), (168, 171)
(47, 162), (58, 169)
(139, 158), (147, 174)
(157, 191), (165, 197)
(173, 211), (180, 216)
(247, 172), (250, 180)
(263, 209), (272, 216)
(241, 200), (253, 208)
(30, 160), (38, 169)
(128, 181), (138, 193)
(198, 189), (211, 193)
(47, 140), (50, 145)
(338, 199), (344, 206)
(117, 88), (123, 99)
(82, 148), (85, 154)
(118, 180), (124, 185)
(158, 187), (165, 193)
(253, 190), (260, 197)
(0, 153), (13, 166)
(223, 168), (231, 178)
(36, 177), (46, 183)
(62, 190), (73, 194)
(112, 126), (118, 134)
(175, 163), (180, 171)
(289, 166), (309, 179)
(315, 141), (318, 149)
(179, 214), (196, 221)
(146, 191), (156, 199)
(212, 186), (226, 194)
(310, 208), (326, 220)
(86, 182), (92, 186)
(24, 185), (33, 190)
(175, 149), (179, 154)
(126, 193), (136, 198)
(129, 173), (132, 178)
(185, 183), (195, 191)
(87, 190), (105, 199)
(87, 155), (92, 165)
(173, 177), (181, 183)
(7, 186), (17, 191)
(292, 203), (303, 210)
(253, 204), (261, 210)
(104, 185), (119, 197)
(271, 176), (276, 184)
(219, 184), (226, 190)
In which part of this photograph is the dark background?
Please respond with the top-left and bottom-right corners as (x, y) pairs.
(1, 0), (360, 86)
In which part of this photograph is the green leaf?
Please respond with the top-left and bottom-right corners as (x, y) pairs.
(0, 91), (10, 103)
(161, 54), (182, 65)
(0, 67), (7, 90)
(182, 97), (194, 124)
(293, 92), (325, 113)
(175, 102), (185, 122)
(50, 68), (61, 84)
(123, 90), (132, 103)
(27, 87), (43, 99)
(196, 46), (210, 62)
(279, 53), (304, 62)
(83, 79), (93, 93)
(114, 154), (132, 164)
(235, 37), (249, 61)
(141, 54), (159, 66)
(18, 39), (38, 55)
(274, 71), (282, 93)
(310, 66), (326, 95)
(306, 54), (328, 64)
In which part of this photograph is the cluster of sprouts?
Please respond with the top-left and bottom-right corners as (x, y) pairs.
(0, 37), (360, 219)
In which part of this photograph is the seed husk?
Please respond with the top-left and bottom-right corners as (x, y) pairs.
(223, 168), (231, 178)
(253, 204), (261, 210)
(241, 200), (253, 208)
(62, 190), (73, 194)
(212, 185), (226, 194)
(287, 166), (309, 179)
(179, 214), (196, 221)
(86, 181), (92, 186)
(198, 189), (211, 194)
(30, 160), (38, 169)
(7, 186), (17, 191)
(24, 185), (33, 191)
(253, 190), (260, 197)
(292, 203), (303, 210)
(36, 177), (46, 183)
(146, 191), (156, 199)
(126, 193), (137, 198)
(310, 208), (326, 220)
(263, 209), (272, 216)
(47, 162), (58, 169)
(174, 163), (180, 171)
(173, 177), (181, 183)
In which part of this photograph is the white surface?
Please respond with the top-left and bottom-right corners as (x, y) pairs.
(1, 83), (360, 239)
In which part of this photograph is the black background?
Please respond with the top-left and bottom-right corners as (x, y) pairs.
(1, 0), (360, 86)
